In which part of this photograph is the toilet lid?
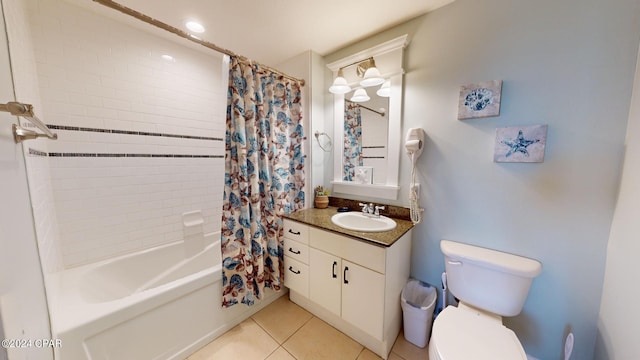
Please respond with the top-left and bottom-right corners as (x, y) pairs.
(430, 306), (527, 360)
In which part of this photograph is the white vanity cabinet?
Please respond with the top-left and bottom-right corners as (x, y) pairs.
(309, 247), (385, 339)
(309, 228), (387, 340)
(286, 221), (411, 360)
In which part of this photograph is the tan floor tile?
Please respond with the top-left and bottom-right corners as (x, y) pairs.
(252, 294), (313, 343)
(189, 318), (279, 360)
(390, 331), (430, 360)
(388, 352), (405, 360)
(283, 317), (363, 360)
(356, 348), (383, 360)
(266, 346), (297, 360)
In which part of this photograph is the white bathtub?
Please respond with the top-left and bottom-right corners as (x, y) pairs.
(46, 232), (282, 360)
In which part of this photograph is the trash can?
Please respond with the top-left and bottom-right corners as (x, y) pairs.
(401, 279), (437, 348)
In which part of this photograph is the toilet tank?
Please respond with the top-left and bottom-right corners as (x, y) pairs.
(441, 240), (542, 317)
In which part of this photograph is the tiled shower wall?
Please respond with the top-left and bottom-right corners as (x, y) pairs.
(3, 0), (63, 273)
(28, 0), (227, 267)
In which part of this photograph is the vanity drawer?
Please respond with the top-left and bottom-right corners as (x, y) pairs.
(284, 238), (309, 264)
(283, 219), (309, 244)
(309, 228), (386, 274)
(284, 256), (309, 297)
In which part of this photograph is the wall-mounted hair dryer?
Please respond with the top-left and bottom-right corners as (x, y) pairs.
(405, 127), (425, 165)
(405, 128), (425, 224)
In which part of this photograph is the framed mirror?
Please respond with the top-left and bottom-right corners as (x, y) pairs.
(327, 35), (408, 200)
(343, 97), (388, 184)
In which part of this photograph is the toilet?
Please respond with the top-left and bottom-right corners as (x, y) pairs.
(429, 240), (542, 360)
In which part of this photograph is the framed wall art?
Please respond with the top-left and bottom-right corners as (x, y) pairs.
(494, 125), (548, 163)
(458, 80), (503, 120)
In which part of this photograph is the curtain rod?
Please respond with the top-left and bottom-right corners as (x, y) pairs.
(345, 100), (385, 116)
(92, 0), (305, 86)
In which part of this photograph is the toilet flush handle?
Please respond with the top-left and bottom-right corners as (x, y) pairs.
(447, 260), (462, 266)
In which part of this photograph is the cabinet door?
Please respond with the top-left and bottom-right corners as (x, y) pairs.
(309, 248), (341, 317)
(341, 260), (385, 340)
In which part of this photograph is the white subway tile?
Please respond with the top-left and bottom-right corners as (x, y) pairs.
(30, 0), (227, 267)
(84, 82), (116, 98)
(57, 115), (105, 128)
(102, 98), (132, 111)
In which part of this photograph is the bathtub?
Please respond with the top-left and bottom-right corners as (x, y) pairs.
(46, 232), (282, 360)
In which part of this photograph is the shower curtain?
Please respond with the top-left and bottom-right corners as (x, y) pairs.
(221, 56), (305, 307)
(343, 102), (363, 181)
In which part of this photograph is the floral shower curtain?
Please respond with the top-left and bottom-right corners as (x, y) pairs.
(221, 56), (305, 307)
(343, 101), (362, 181)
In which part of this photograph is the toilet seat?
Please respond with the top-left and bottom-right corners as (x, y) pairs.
(429, 305), (528, 360)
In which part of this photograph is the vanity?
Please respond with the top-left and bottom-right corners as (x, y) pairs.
(283, 207), (413, 359)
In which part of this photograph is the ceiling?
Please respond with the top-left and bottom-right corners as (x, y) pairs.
(69, 0), (454, 66)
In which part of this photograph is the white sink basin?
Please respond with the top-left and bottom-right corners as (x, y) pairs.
(331, 212), (397, 232)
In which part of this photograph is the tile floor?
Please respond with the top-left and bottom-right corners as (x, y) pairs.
(187, 295), (430, 360)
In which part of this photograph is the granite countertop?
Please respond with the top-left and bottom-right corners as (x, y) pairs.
(283, 207), (414, 247)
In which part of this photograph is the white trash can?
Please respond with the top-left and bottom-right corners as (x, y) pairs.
(401, 279), (437, 348)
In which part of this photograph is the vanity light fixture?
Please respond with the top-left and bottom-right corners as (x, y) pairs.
(376, 80), (391, 97)
(329, 69), (352, 94)
(329, 57), (386, 94)
(185, 20), (205, 33)
(350, 88), (370, 102)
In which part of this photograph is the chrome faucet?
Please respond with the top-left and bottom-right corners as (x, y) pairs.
(359, 203), (385, 217)
(359, 202), (374, 215)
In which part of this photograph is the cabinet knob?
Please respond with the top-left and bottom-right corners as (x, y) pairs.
(288, 266), (301, 275)
(288, 229), (301, 235)
(332, 261), (337, 278)
(288, 247), (301, 255)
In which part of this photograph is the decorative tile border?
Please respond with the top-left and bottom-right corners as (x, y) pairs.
(30, 125), (225, 158)
(48, 153), (223, 158)
(47, 124), (223, 141)
(28, 148), (222, 158)
(363, 146), (385, 159)
(28, 148), (48, 157)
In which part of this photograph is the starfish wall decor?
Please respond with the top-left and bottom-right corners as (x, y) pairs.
(494, 125), (548, 163)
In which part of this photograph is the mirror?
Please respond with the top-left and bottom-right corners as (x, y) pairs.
(342, 96), (389, 184)
(327, 35), (408, 200)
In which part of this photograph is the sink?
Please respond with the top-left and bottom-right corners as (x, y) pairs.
(331, 212), (397, 232)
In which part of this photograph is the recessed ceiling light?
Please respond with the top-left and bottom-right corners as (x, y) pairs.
(185, 20), (205, 33)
